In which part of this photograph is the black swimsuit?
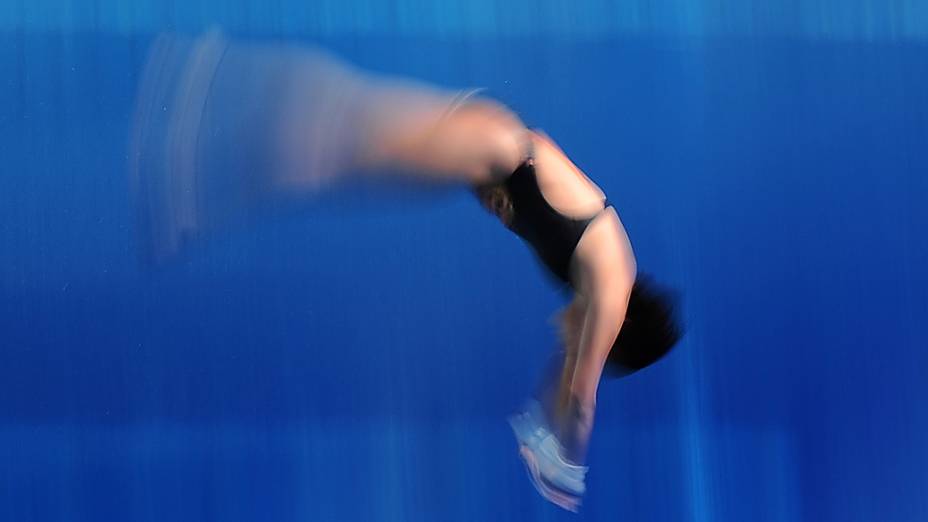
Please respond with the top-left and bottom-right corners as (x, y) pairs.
(503, 158), (612, 288)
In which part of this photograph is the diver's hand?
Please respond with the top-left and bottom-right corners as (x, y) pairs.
(509, 402), (588, 512)
(518, 443), (583, 512)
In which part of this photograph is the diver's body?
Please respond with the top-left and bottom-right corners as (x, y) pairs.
(131, 32), (678, 513)
(364, 99), (637, 445)
(353, 94), (637, 482)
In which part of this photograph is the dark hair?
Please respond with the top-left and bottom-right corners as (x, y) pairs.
(605, 274), (683, 377)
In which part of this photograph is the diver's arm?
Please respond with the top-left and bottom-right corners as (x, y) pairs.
(558, 210), (636, 464)
(546, 296), (585, 421)
(558, 286), (629, 464)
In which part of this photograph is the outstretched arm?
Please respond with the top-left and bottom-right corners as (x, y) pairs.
(515, 269), (630, 512)
(557, 209), (637, 464)
(558, 283), (630, 464)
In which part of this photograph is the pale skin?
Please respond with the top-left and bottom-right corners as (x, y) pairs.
(137, 38), (635, 511)
(310, 79), (638, 466)
(271, 68), (636, 509)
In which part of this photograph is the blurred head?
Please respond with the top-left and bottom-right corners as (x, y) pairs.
(605, 274), (683, 376)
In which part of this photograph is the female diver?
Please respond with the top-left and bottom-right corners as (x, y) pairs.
(131, 31), (682, 512)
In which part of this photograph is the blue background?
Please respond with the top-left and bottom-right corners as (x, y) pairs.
(1, 2), (927, 521)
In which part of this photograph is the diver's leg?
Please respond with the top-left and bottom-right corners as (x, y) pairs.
(349, 90), (529, 185)
(271, 67), (530, 190)
(130, 32), (528, 264)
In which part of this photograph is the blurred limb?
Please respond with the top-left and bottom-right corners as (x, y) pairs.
(539, 269), (633, 468)
(511, 297), (588, 511)
(518, 443), (584, 512)
(525, 299), (611, 473)
(270, 48), (531, 189)
(524, 296), (587, 455)
(130, 31), (529, 265)
(560, 279), (632, 465)
(349, 87), (529, 185)
(538, 296), (586, 428)
(552, 297), (598, 464)
(511, 345), (589, 513)
(510, 388), (586, 512)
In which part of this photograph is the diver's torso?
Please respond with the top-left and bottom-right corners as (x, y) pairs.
(503, 133), (612, 288)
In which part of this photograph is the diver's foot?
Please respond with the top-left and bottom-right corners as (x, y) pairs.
(129, 31), (227, 265)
